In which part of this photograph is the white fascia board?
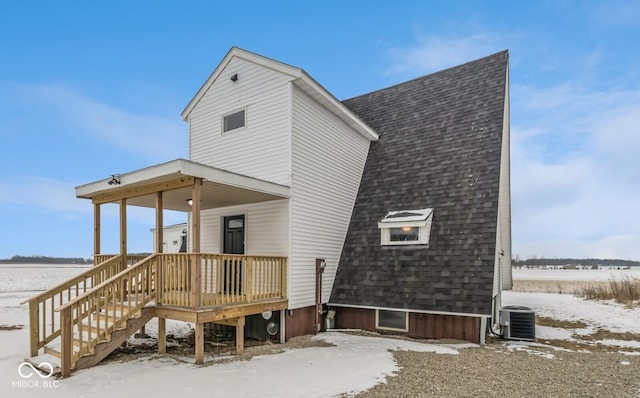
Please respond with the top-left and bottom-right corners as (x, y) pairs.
(293, 74), (379, 142)
(75, 158), (291, 199)
(380, 208), (433, 223)
(75, 158), (189, 198)
(181, 48), (234, 121)
(181, 47), (303, 121)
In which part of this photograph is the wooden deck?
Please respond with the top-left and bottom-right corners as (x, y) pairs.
(22, 253), (287, 377)
(155, 297), (288, 323)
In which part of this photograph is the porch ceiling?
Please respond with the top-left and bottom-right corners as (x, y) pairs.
(75, 158), (290, 211)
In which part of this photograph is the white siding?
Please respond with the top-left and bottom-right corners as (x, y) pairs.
(198, 199), (289, 256)
(188, 56), (292, 185)
(289, 86), (372, 309)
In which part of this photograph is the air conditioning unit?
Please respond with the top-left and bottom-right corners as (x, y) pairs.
(499, 305), (536, 341)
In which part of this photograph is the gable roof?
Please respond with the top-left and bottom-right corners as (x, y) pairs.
(330, 50), (509, 316)
(181, 47), (378, 141)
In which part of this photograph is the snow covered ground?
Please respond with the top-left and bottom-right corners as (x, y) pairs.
(513, 266), (640, 281)
(503, 291), (640, 348)
(1, 264), (639, 396)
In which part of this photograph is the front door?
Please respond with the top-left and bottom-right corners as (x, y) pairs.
(223, 215), (245, 294)
(223, 215), (245, 254)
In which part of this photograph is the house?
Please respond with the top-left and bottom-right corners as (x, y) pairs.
(23, 47), (511, 376)
(151, 223), (187, 253)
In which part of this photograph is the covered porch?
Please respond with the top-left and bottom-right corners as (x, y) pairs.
(76, 158), (292, 347)
(24, 159), (290, 376)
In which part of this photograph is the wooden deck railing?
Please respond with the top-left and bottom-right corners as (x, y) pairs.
(25, 252), (286, 375)
(93, 254), (117, 265)
(21, 255), (126, 357)
(56, 254), (157, 376)
(158, 253), (287, 308)
(94, 254), (148, 266)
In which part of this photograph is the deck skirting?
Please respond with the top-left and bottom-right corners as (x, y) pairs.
(154, 298), (288, 323)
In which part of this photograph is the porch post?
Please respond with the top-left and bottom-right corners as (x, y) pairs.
(236, 316), (245, 355)
(158, 317), (166, 354)
(119, 198), (127, 272)
(156, 192), (166, 353)
(155, 191), (164, 303)
(195, 322), (204, 365)
(191, 179), (203, 364)
(155, 192), (163, 254)
(60, 307), (72, 378)
(93, 203), (101, 262)
(191, 178), (202, 309)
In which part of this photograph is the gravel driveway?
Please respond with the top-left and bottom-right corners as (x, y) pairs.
(355, 342), (640, 397)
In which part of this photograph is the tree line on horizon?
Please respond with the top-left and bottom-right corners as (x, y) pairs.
(0, 255), (92, 264)
(512, 257), (640, 267)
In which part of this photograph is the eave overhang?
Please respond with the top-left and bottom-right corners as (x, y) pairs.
(75, 158), (291, 211)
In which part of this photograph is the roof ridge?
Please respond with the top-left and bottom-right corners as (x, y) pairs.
(343, 49), (508, 103)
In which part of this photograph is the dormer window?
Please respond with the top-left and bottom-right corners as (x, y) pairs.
(378, 208), (433, 246)
(223, 108), (246, 132)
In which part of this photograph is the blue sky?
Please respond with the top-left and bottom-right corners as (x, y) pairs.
(1, 1), (639, 260)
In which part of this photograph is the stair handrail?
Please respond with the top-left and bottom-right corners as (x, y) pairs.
(55, 254), (158, 377)
(21, 254), (125, 357)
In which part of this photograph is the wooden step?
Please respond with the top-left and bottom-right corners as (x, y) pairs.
(44, 335), (107, 358)
(73, 334), (110, 347)
(24, 355), (62, 377)
(43, 346), (61, 359)
(93, 306), (140, 319)
(95, 310), (141, 320)
(74, 308), (154, 371)
(104, 300), (144, 308)
(79, 319), (115, 332)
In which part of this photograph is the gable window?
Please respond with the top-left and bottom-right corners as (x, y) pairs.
(223, 109), (246, 132)
(378, 208), (433, 246)
(376, 309), (408, 331)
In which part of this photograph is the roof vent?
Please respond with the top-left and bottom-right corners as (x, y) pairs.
(499, 305), (536, 341)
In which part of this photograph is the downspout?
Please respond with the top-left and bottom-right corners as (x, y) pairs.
(315, 258), (326, 334)
(492, 251), (504, 334)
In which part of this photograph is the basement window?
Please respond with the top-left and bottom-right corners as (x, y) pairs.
(376, 309), (408, 331)
(378, 208), (433, 246)
(223, 109), (246, 132)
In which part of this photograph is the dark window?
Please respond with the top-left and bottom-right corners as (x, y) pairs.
(227, 218), (244, 229)
(377, 310), (407, 330)
(223, 110), (245, 132)
(389, 227), (419, 242)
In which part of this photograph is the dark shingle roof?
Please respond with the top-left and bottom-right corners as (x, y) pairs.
(330, 51), (509, 315)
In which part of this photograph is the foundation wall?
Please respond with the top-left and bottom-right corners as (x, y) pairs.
(331, 307), (482, 344)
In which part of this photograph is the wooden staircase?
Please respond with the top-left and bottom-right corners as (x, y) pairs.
(23, 254), (158, 377)
(75, 306), (154, 370)
(28, 306), (154, 376)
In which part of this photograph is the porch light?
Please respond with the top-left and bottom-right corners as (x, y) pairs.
(108, 174), (121, 185)
(186, 199), (193, 206)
